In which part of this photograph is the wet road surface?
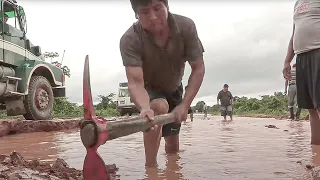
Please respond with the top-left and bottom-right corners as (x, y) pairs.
(0, 115), (318, 180)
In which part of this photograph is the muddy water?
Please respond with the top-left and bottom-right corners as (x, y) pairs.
(0, 115), (318, 180)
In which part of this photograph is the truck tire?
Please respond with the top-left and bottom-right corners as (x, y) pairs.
(23, 76), (54, 120)
(120, 109), (126, 116)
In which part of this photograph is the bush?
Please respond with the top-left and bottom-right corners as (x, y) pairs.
(52, 93), (120, 118)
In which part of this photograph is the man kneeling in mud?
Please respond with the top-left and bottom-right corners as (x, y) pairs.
(217, 84), (233, 120)
(120, 0), (205, 167)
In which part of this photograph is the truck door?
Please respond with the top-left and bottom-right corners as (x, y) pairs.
(2, 1), (26, 65)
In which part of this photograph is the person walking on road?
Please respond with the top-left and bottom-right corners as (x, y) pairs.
(185, 85), (194, 122)
(217, 84), (234, 120)
(188, 107), (194, 122)
(284, 63), (301, 121)
(203, 102), (207, 118)
(120, 0), (205, 167)
(282, 0), (320, 145)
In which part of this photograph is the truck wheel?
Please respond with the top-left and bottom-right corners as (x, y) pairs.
(23, 76), (54, 120)
(120, 109), (126, 116)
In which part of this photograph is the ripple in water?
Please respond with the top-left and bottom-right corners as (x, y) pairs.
(0, 116), (318, 180)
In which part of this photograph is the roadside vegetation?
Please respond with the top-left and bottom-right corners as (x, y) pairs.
(50, 91), (307, 119)
(0, 51), (306, 119)
(0, 90), (306, 120)
(52, 94), (120, 118)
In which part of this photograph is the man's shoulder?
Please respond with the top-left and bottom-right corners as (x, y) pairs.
(171, 13), (196, 31)
(171, 13), (194, 24)
(120, 22), (138, 40)
(294, 0), (301, 8)
(120, 22), (141, 49)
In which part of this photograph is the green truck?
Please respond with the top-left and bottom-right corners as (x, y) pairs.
(0, 0), (65, 120)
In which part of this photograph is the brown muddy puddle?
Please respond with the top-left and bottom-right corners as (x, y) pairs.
(0, 115), (318, 180)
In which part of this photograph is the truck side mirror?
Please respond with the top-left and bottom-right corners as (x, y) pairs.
(17, 6), (26, 32)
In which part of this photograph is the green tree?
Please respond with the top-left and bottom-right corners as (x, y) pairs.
(53, 97), (82, 117)
(44, 51), (71, 77)
(195, 101), (206, 112)
(43, 52), (59, 63)
(96, 93), (117, 110)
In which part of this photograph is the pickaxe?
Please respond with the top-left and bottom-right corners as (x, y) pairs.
(80, 55), (178, 180)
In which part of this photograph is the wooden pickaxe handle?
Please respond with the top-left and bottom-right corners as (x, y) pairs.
(80, 113), (176, 148)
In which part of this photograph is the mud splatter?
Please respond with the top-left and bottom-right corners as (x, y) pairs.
(0, 151), (119, 180)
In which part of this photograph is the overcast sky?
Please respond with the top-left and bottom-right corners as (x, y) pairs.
(19, 0), (296, 105)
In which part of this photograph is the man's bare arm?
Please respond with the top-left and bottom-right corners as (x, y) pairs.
(126, 66), (150, 111)
(230, 93), (234, 105)
(217, 92), (220, 105)
(285, 79), (288, 92)
(182, 58), (205, 108)
(284, 24), (295, 65)
(119, 29), (150, 112)
(181, 18), (206, 109)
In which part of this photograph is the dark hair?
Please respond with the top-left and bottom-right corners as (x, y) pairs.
(130, 0), (168, 12)
(223, 84), (229, 88)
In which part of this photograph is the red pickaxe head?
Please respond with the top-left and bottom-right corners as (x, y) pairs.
(80, 55), (177, 179)
(81, 55), (110, 180)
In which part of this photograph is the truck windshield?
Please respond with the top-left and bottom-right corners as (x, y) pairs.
(119, 89), (129, 97)
(4, 9), (24, 18)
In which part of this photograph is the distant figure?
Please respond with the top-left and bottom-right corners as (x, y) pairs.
(185, 85), (194, 122)
(284, 63), (301, 120)
(203, 102), (207, 118)
(188, 107), (194, 122)
(217, 84), (234, 120)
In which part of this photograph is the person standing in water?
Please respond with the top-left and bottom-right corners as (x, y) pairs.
(120, 0), (205, 167)
(282, 0), (320, 145)
(217, 84), (233, 120)
(203, 102), (207, 118)
(185, 85), (194, 122)
(284, 63), (301, 120)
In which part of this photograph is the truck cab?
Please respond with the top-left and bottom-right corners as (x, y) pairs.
(116, 82), (138, 116)
(0, 0), (66, 120)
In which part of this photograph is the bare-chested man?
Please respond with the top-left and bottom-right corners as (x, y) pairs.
(120, 0), (205, 167)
